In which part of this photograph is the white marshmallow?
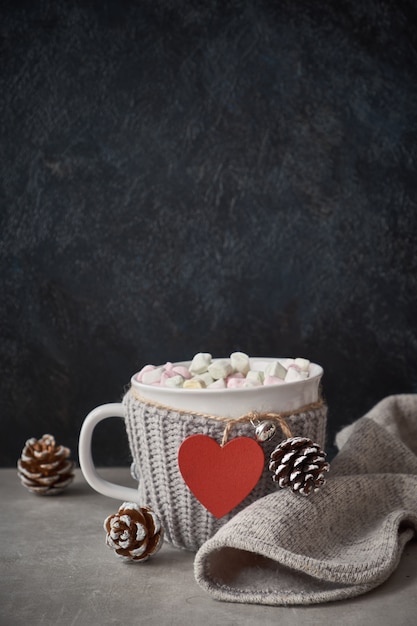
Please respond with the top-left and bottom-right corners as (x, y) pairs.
(264, 360), (287, 379)
(136, 364), (155, 382)
(195, 372), (215, 387)
(189, 352), (212, 374)
(246, 370), (264, 384)
(141, 367), (164, 385)
(207, 378), (227, 389)
(230, 352), (250, 375)
(164, 374), (185, 387)
(242, 379), (262, 387)
(280, 358), (295, 368)
(294, 357), (310, 372)
(208, 359), (233, 380)
(285, 365), (309, 382)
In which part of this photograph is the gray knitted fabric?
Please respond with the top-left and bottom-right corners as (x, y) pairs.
(123, 389), (327, 551)
(194, 394), (417, 604)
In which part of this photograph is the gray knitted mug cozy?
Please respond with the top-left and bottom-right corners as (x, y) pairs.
(123, 388), (328, 551)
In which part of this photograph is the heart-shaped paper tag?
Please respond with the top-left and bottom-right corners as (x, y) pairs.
(178, 434), (264, 518)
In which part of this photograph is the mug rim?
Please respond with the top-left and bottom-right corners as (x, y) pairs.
(131, 357), (323, 397)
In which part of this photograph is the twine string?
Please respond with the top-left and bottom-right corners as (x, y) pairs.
(220, 410), (294, 447)
(129, 387), (323, 446)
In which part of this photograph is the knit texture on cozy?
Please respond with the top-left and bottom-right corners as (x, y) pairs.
(123, 390), (327, 551)
(194, 394), (417, 605)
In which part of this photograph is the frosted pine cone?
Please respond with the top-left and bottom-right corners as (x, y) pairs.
(17, 434), (75, 495)
(269, 436), (329, 496)
(104, 502), (164, 562)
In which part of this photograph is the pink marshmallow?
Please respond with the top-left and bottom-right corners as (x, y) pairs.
(160, 369), (177, 384)
(164, 361), (174, 370)
(264, 375), (285, 386)
(226, 377), (247, 388)
(172, 365), (192, 379)
(226, 372), (246, 388)
(226, 372), (245, 381)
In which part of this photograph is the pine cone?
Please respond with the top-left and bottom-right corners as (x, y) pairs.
(17, 434), (75, 495)
(104, 502), (164, 562)
(269, 436), (330, 496)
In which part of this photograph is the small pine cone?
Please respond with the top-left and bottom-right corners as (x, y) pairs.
(17, 434), (75, 495)
(269, 436), (330, 496)
(104, 502), (164, 562)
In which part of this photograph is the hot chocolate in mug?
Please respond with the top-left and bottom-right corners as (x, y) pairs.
(79, 357), (327, 551)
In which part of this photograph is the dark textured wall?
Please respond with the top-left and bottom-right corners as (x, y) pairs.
(1, 0), (417, 466)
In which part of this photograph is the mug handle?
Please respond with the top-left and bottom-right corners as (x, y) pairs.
(78, 403), (139, 502)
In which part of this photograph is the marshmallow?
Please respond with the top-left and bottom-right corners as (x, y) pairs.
(194, 372), (215, 387)
(230, 352), (250, 375)
(280, 358), (295, 368)
(183, 378), (206, 389)
(208, 359), (233, 380)
(246, 370), (264, 385)
(137, 353), (312, 390)
(160, 369), (178, 385)
(264, 360), (287, 380)
(207, 378), (227, 389)
(285, 365), (309, 382)
(164, 374), (185, 388)
(225, 373), (245, 386)
(141, 367), (164, 385)
(226, 377), (247, 388)
(172, 365), (192, 379)
(264, 375), (285, 385)
(294, 357), (310, 372)
(242, 379), (262, 387)
(189, 352), (212, 374)
(136, 364), (155, 382)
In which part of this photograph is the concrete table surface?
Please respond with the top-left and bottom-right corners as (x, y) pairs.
(1, 467), (416, 626)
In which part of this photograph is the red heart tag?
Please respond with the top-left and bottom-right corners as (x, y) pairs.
(178, 434), (264, 518)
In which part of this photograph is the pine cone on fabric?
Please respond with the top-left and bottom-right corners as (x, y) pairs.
(17, 434), (75, 495)
(269, 436), (330, 496)
(104, 502), (164, 562)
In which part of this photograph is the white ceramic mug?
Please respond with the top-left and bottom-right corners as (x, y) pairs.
(79, 358), (326, 550)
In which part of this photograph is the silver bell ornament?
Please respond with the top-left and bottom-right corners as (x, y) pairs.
(254, 420), (277, 443)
